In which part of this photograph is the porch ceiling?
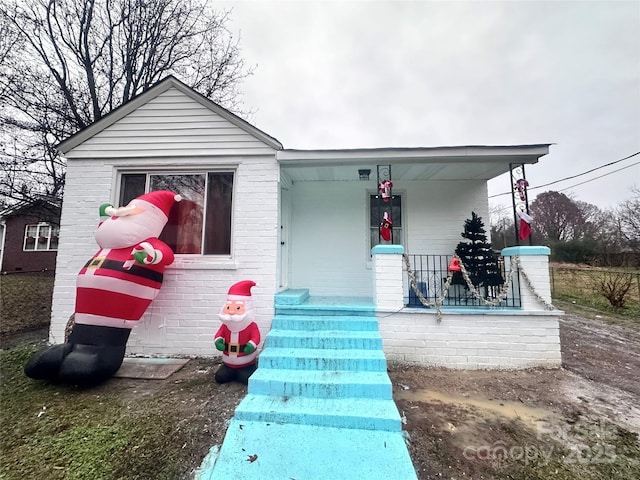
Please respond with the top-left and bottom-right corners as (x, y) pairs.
(277, 144), (551, 182)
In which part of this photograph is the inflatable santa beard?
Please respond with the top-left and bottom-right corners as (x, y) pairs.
(214, 280), (261, 385)
(24, 191), (180, 386)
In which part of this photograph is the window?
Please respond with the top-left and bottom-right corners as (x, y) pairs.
(119, 171), (234, 255)
(24, 223), (59, 251)
(369, 193), (402, 250)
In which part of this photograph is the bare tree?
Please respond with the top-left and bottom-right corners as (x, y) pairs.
(0, 0), (253, 204)
(615, 186), (640, 254)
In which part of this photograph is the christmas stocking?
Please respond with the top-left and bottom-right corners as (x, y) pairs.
(380, 212), (393, 241)
(519, 211), (533, 241)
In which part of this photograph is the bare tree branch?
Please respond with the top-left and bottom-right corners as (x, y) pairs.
(0, 0), (253, 205)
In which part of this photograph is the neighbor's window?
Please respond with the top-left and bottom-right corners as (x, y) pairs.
(24, 223), (59, 251)
(119, 172), (234, 255)
(369, 194), (402, 250)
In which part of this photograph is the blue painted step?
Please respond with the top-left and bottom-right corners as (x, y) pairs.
(249, 368), (393, 399)
(266, 328), (383, 350)
(271, 314), (379, 331)
(234, 394), (402, 431)
(258, 347), (388, 371)
(199, 420), (418, 480)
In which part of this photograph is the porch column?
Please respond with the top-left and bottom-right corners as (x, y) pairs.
(372, 245), (405, 311)
(501, 246), (552, 311)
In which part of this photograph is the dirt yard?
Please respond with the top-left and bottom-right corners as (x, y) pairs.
(392, 304), (640, 479)
(3, 303), (639, 479)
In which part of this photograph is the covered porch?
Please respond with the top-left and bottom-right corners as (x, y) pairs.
(276, 144), (551, 298)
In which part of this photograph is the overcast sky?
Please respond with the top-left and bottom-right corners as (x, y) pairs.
(218, 0), (640, 211)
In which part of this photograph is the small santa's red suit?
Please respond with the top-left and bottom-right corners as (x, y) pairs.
(75, 238), (174, 329)
(214, 322), (260, 368)
(214, 280), (261, 384)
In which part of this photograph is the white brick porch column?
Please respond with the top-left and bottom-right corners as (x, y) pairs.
(372, 245), (405, 311)
(502, 246), (552, 311)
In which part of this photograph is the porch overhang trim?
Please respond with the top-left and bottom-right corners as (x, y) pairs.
(277, 144), (551, 167)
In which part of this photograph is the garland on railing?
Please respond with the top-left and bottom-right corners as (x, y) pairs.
(511, 256), (555, 311)
(402, 253), (554, 322)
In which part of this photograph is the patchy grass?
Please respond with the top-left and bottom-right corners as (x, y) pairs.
(0, 344), (244, 480)
(0, 272), (54, 336)
(550, 265), (640, 321)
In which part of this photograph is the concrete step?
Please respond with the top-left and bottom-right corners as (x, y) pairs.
(265, 329), (383, 350)
(258, 347), (388, 372)
(275, 296), (375, 317)
(198, 420), (418, 480)
(234, 394), (402, 431)
(248, 368), (393, 399)
(271, 314), (379, 331)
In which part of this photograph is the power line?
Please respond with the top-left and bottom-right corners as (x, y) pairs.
(489, 150), (640, 198)
(558, 160), (640, 193)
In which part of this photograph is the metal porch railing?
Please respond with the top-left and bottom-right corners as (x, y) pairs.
(403, 254), (522, 308)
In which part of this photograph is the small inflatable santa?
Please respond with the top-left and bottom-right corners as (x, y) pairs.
(24, 190), (181, 386)
(214, 280), (261, 385)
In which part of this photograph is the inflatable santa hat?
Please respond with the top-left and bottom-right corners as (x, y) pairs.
(137, 190), (182, 218)
(227, 280), (256, 299)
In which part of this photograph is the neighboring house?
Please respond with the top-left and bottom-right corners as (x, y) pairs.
(0, 198), (61, 273)
(50, 75), (561, 368)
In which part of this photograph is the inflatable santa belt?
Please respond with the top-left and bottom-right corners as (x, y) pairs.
(224, 342), (248, 354)
(84, 258), (164, 283)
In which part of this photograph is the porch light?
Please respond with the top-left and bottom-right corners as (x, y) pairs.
(358, 169), (371, 180)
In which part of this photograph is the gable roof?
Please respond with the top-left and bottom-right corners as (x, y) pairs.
(56, 76), (283, 154)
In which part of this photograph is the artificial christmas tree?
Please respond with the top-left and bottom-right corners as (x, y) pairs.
(453, 212), (504, 299)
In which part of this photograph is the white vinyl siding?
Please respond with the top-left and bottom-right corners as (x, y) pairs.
(64, 87), (276, 158)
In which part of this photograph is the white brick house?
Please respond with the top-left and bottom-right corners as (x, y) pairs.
(51, 76), (560, 368)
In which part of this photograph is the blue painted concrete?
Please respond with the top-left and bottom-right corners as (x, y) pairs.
(234, 395), (402, 431)
(274, 288), (310, 305)
(201, 420), (417, 480)
(258, 347), (388, 371)
(502, 245), (551, 256)
(249, 368), (393, 399)
(272, 314), (379, 331)
(371, 244), (405, 255)
(197, 296), (418, 479)
(266, 328), (383, 349)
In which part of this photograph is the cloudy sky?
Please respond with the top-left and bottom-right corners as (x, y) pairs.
(218, 0), (640, 211)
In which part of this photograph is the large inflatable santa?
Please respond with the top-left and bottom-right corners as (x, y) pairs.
(214, 280), (261, 384)
(24, 190), (181, 386)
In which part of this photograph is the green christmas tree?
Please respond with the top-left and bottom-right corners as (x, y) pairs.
(453, 212), (504, 297)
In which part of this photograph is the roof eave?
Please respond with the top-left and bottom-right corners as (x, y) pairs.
(276, 144), (551, 167)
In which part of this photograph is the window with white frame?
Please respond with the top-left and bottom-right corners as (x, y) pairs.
(118, 171), (234, 255)
(24, 223), (59, 251)
(369, 193), (402, 249)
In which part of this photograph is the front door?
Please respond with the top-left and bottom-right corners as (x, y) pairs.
(279, 188), (292, 289)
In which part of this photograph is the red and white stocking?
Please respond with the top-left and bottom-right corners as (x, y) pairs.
(380, 212), (393, 242)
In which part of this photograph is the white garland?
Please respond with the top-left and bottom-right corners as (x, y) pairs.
(403, 253), (555, 321)
(512, 256), (556, 311)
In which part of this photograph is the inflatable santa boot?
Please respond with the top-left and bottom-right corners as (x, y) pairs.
(25, 191), (181, 386)
(214, 280), (261, 385)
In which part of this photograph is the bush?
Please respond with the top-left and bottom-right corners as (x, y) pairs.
(596, 271), (633, 309)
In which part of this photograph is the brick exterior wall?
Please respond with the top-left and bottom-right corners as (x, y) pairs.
(373, 246), (562, 369)
(1, 211), (58, 273)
